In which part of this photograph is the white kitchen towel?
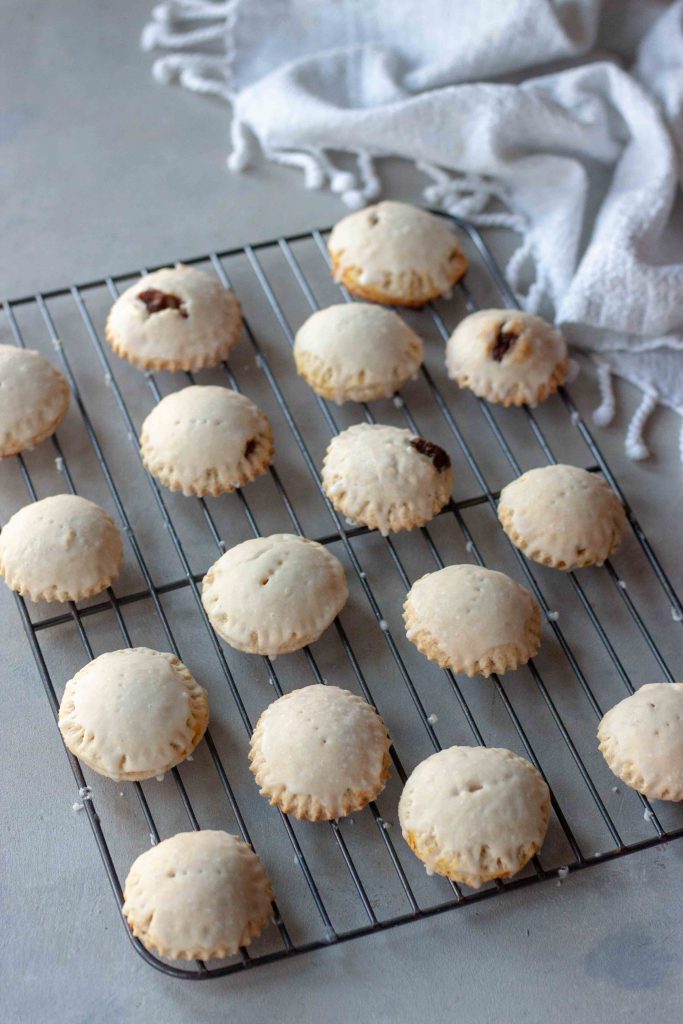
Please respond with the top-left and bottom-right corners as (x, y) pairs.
(142, 0), (683, 461)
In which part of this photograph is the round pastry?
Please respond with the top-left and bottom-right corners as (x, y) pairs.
(201, 534), (348, 655)
(328, 201), (468, 307)
(123, 831), (274, 960)
(140, 385), (274, 496)
(598, 683), (683, 801)
(398, 746), (551, 888)
(321, 423), (453, 535)
(446, 309), (568, 406)
(0, 494), (123, 602)
(403, 564), (541, 677)
(249, 684), (392, 820)
(497, 464), (626, 570)
(293, 303), (423, 404)
(58, 648), (209, 782)
(0, 345), (70, 457)
(105, 264), (242, 372)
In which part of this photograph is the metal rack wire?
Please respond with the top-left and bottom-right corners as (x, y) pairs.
(2, 215), (682, 981)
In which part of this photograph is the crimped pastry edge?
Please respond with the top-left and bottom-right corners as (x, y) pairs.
(201, 543), (349, 656)
(402, 592), (542, 677)
(248, 694), (392, 820)
(597, 724), (683, 802)
(448, 357), (569, 407)
(294, 345), (423, 404)
(0, 368), (70, 457)
(140, 422), (275, 497)
(497, 501), (625, 571)
(104, 295), (243, 373)
(0, 514), (123, 604)
(329, 252), (467, 308)
(122, 834), (274, 960)
(322, 449), (453, 536)
(58, 649), (209, 782)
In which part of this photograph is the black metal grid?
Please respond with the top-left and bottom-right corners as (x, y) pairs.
(2, 216), (682, 981)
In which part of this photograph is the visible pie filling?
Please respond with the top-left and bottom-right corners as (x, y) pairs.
(244, 438), (257, 459)
(491, 326), (519, 362)
(138, 288), (188, 318)
(410, 436), (451, 472)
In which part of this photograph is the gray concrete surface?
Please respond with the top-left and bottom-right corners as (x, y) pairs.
(1, 3), (682, 1023)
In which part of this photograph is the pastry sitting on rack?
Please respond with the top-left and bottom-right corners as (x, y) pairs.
(140, 384), (274, 497)
(328, 201), (468, 307)
(0, 344), (70, 457)
(497, 464), (626, 570)
(123, 831), (274, 961)
(446, 309), (568, 407)
(249, 684), (392, 821)
(294, 302), (424, 404)
(398, 745), (551, 889)
(322, 423), (453, 535)
(105, 264), (242, 372)
(404, 564), (541, 677)
(598, 683), (683, 801)
(202, 533), (348, 656)
(58, 647), (209, 781)
(0, 494), (122, 602)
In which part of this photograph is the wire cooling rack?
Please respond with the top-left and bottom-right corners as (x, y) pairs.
(2, 216), (682, 981)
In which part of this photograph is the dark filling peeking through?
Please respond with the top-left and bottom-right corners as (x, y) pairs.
(491, 326), (518, 362)
(138, 288), (188, 318)
(244, 439), (257, 459)
(410, 436), (451, 472)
